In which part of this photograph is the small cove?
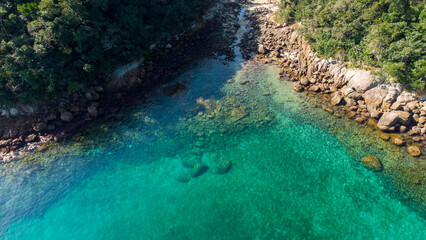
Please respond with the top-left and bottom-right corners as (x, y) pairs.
(0, 6), (425, 239)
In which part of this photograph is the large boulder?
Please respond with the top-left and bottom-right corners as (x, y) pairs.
(377, 112), (399, 131)
(382, 86), (401, 110)
(391, 92), (417, 110)
(331, 94), (344, 106)
(60, 111), (73, 122)
(300, 78), (309, 86)
(257, 44), (267, 54)
(407, 146), (421, 157)
(346, 69), (375, 93)
(361, 156), (383, 172)
(396, 92), (417, 104)
(317, 59), (329, 72)
(216, 159), (232, 174)
(87, 106), (98, 118)
(363, 86), (388, 111)
(181, 155), (202, 168)
(293, 83), (303, 92)
(395, 111), (411, 126)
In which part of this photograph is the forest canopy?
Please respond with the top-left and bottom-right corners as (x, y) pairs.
(0, 0), (207, 105)
(277, 0), (426, 89)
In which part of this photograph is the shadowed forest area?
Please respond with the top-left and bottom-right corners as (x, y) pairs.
(0, 0), (207, 104)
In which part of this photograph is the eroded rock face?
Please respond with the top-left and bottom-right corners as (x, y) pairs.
(361, 156), (382, 172)
(377, 112), (399, 131)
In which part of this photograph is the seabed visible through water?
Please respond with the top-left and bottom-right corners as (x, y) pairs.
(0, 6), (425, 240)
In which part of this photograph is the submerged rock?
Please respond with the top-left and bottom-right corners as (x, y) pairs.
(361, 156), (383, 172)
(190, 163), (209, 178)
(162, 82), (186, 96)
(407, 146), (421, 157)
(391, 136), (404, 146)
(379, 133), (391, 141)
(239, 80), (250, 85)
(177, 174), (191, 183)
(182, 155), (202, 168)
(216, 159), (232, 174)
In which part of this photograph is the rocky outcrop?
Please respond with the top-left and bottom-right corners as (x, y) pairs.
(244, 6), (426, 156)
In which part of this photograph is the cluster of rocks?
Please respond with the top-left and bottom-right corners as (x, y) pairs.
(177, 154), (232, 183)
(0, 86), (105, 160)
(180, 91), (274, 139)
(242, 7), (425, 157)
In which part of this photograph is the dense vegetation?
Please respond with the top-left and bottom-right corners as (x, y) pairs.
(0, 0), (207, 105)
(277, 0), (425, 89)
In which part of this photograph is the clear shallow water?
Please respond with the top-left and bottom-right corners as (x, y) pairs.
(1, 26), (426, 238)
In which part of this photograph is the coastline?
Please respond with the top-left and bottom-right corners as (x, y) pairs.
(239, 2), (426, 160)
(0, 1), (425, 234)
(0, 1), (424, 206)
(0, 0), (242, 162)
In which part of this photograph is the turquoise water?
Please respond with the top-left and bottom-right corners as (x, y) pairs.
(1, 49), (426, 238)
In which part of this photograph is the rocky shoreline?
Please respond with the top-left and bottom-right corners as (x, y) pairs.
(239, 3), (426, 160)
(0, 0), (242, 162)
(1, 0), (425, 164)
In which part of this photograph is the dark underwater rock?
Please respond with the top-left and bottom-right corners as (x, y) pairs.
(177, 174), (191, 183)
(190, 163), (209, 178)
(361, 156), (382, 172)
(181, 155), (202, 168)
(216, 159), (232, 174)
